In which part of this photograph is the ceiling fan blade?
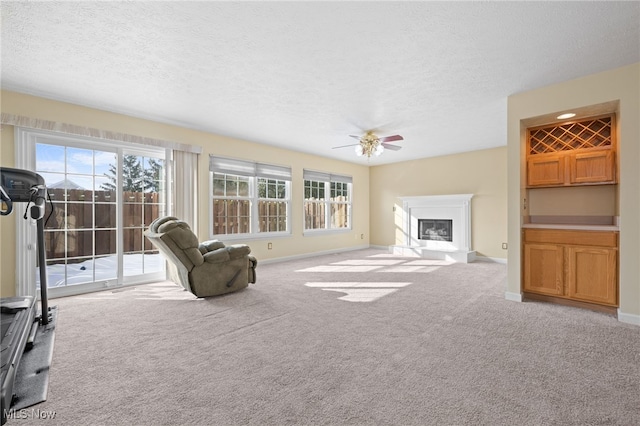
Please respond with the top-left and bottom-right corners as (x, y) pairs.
(380, 135), (403, 143)
(348, 135), (361, 140)
(332, 143), (360, 149)
(382, 143), (402, 151)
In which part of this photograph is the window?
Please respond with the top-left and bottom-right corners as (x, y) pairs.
(303, 170), (352, 232)
(210, 156), (291, 238)
(212, 173), (251, 234)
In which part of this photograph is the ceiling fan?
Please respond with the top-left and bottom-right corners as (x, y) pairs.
(333, 131), (404, 158)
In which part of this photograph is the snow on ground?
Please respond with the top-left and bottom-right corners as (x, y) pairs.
(37, 253), (164, 287)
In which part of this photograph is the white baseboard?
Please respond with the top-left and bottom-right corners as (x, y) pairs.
(617, 310), (640, 326)
(504, 292), (523, 302)
(259, 245), (371, 265)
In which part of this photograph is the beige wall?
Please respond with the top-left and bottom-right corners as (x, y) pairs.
(0, 91), (370, 297)
(0, 124), (16, 297)
(528, 185), (617, 216)
(507, 62), (640, 321)
(369, 146), (508, 260)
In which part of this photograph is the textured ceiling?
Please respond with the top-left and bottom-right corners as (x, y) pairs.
(2, 1), (639, 165)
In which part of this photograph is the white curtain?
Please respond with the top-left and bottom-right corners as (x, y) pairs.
(173, 150), (199, 231)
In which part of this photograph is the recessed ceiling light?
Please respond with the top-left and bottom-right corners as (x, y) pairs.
(557, 113), (576, 119)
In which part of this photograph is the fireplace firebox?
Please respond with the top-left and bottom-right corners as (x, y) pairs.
(418, 219), (453, 242)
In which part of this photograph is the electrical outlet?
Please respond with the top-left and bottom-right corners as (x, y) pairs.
(360, 233), (364, 239)
(502, 243), (508, 250)
(267, 242), (273, 250)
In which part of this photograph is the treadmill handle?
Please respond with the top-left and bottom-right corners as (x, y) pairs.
(0, 186), (12, 216)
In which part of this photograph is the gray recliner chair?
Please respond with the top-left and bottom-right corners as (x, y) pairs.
(145, 216), (257, 297)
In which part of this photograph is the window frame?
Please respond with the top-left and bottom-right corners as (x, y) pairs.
(209, 157), (292, 240)
(303, 170), (353, 236)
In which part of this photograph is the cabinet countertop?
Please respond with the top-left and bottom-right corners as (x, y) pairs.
(522, 223), (619, 231)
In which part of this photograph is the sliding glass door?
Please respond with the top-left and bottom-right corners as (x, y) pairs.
(20, 130), (169, 297)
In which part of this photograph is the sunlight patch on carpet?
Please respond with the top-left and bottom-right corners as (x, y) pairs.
(329, 259), (407, 266)
(377, 265), (442, 273)
(304, 282), (411, 302)
(76, 282), (198, 301)
(321, 288), (399, 302)
(366, 253), (415, 258)
(376, 265), (430, 273)
(297, 258), (450, 274)
(296, 265), (384, 272)
(403, 259), (454, 266)
(305, 282), (411, 288)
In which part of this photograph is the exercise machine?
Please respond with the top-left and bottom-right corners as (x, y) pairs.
(1, 167), (53, 425)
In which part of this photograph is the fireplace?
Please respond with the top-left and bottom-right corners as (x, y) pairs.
(418, 219), (453, 242)
(392, 194), (475, 263)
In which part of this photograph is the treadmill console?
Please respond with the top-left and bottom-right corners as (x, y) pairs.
(0, 167), (47, 220)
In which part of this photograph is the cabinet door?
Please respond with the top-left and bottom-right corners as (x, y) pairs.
(569, 150), (615, 184)
(566, 247), (617, 306)
(527, 155), (565, 187)
(523, 243), (564, 296)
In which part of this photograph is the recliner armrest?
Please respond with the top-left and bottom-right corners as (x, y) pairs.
(199, 240), (226, 254)
(203, 248), (231, 264)
(227, 244), (251, 259)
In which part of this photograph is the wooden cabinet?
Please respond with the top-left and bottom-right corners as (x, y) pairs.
(527, 149), (615, 187)
(526, 114), (616, 188)
(527, 155), (565, 187)
(566, 246), (617, 305)
(523, 229), (618, 307)
(569, 149), (615, 184)
(523, 243), (564, 296)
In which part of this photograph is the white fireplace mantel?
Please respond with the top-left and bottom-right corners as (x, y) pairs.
(392, 194), (475, 263)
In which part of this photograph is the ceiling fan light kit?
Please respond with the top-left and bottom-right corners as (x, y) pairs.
(355, 135), (385, 157)
(335, 131), (403, 159)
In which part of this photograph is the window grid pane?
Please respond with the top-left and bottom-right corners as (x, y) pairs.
(304, 200), (326, 230)
(330, 202), (350, 229)
(304, 180), (325, 200)
(258, 200), (287, 232)
(330, 181), (351, 229)
(213, 199), (251, 235)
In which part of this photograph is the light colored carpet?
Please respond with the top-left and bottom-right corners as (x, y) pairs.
(8, 248), (639, 425)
